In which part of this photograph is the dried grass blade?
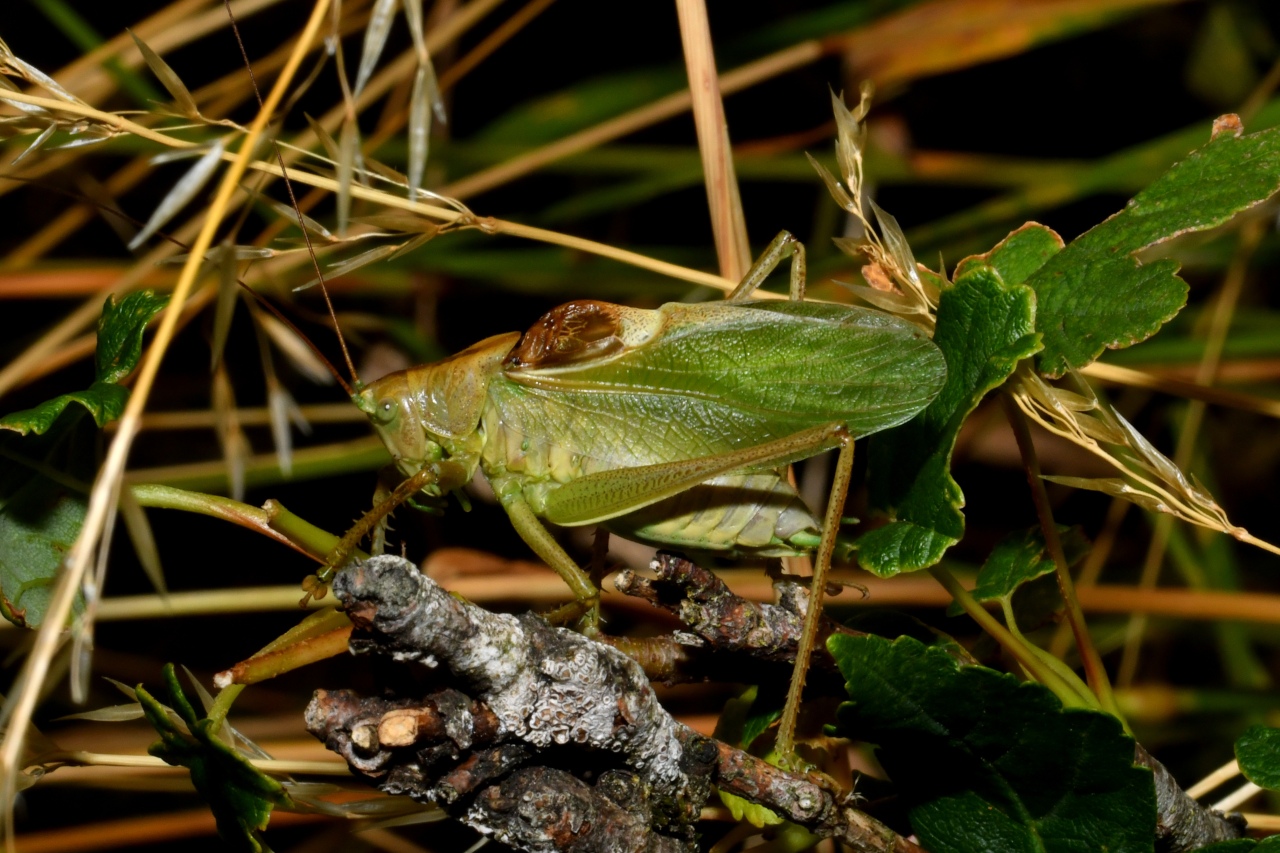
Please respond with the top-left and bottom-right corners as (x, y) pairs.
(1042, 475), (1171, 514)
(388, 231), (433, 261)
(212, 365), (249, 502)
(209, 242), (240, 371)
(363, 154), (409, 186)
(408, 64), (432, 196)
(56, 704), (145, 723)
(267, 379), (307, 477)
(50, 126), (113, 150)
(402, 0), (426, 54)
(404, 0), (445, 124)
(103, 676), (137, 700)
(258, 312), (334, 384)
(836, 282), (926, 315)
(305, 112), (341, 162)
(263, 196), (333, 240)
(355, 211), (441, 233)
(336, 117), (358, 235)
(6, 53), (82, 104)
(676, 0), (749, 280)
(255, 318), (310, 477)
(869, 199), (923, 291)
(127, 139), (225, 250)
(805, 152), (853, 211)
(127, 30), (199, 118)
(354, 0), (399, 98)
(0, 90), (52, 116)
(296, 243), (398, 291)
(118, 486), (166, 596)
(164, 245), (276, 264)
(10, 123), (56, 164)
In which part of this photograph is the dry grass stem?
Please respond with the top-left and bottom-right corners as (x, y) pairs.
(676, 0), (750, 280)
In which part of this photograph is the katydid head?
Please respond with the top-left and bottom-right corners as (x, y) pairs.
(356, 331), (523, 479)
(355, 371), (442, 476)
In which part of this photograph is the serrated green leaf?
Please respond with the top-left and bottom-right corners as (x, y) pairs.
(138, 665), (291, 852)
(1197, 841), (1266, 853)
(1198, 839), (1280, 853)
(843, 610), (976, 663)
(711, 687), (785, 827)
(0, 382), (130, 436)
(740, 706), (781, 754)
(1, 291), (167, 436)
(1029, 122), (1280, 377)
(0, 289), (169, 626)
(95, 290), (169, 383)
(718, 789), (784, 828)
(954, 222), (1064, 287)
(829, 634), (1155, 853)
(969, 527), (1058, 603)
(967, 525), (1088, 605)
(947, 525), (1089, 622)
(1236, 725), (1280, 791)
(856, 264), (1042, 576)
(0, 475), (86, 628)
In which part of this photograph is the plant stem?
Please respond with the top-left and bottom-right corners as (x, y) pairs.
(130, 483), (313, 558)
(927, 566), (1090, 709)
(1000, 390), (1123, 722)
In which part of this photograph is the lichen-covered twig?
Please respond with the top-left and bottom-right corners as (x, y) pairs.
(1133, 745), (1246, 852)
(307, 555), (920, 853)
(614, 551), (863, 665)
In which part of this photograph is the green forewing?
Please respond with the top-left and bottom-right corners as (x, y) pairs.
(496, 300), (945, 471)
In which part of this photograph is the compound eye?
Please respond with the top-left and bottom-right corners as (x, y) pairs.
(371, 398), (397, 425)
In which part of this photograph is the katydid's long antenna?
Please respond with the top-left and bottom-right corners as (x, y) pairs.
(223, 0), (360, 393)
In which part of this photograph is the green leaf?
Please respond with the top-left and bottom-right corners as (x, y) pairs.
(968, 527), (1059, 604)
(1029, 122), (1280, 377)
(1236, 725), (1280, 791)
(95, 290), (169, 384)
(0, 475), (86, 628)
(949, 525), (1090, 624)
(965, 525), (1090, 606)
(0, 289), (169, 625)
(1197, 840), (1280, 853)
(0, 383), (130, 436)
(954, 222), (1064, 287)
(856, 263), (1042, 576)
(713, 687), (784, 827)
(718, 789), (785, 829)
(829, 634), (1155, 853)
(0, 290), (167, 435)
(138, 665), (291, 852)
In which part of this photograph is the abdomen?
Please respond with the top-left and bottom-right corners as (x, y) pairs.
(604, 472), (822, 557)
